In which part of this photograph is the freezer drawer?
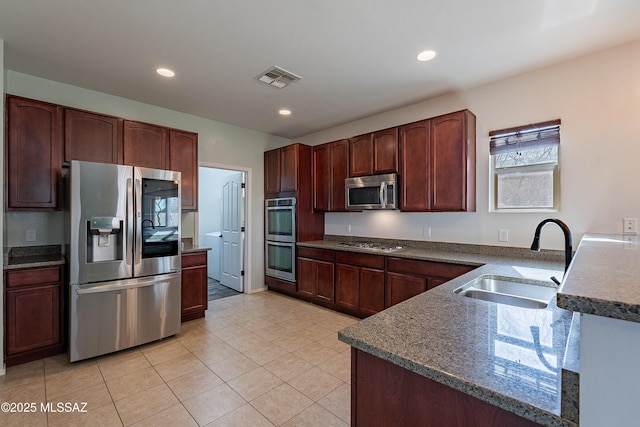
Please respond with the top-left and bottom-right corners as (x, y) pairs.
(69, 272), (181, 362)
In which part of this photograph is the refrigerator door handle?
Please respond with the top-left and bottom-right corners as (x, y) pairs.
(134, 174), (142, 271)
(74, 273), (179, 295)
(75, 279), (169, 295)
(126, 177), (134, 267)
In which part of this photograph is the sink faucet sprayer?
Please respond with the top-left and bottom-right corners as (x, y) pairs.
(530, 218), (573, 285)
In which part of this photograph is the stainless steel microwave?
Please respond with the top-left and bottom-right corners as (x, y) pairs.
(345, 173), (398, 210)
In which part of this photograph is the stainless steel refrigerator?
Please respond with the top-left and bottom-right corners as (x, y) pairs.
(68, 160), (182, 362)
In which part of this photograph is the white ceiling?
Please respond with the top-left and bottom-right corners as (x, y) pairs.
(1, 0), (639, 139)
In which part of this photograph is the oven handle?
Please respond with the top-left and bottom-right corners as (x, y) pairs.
(267, 240), (295, 248)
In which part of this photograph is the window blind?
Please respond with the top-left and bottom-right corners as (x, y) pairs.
(489, 119), (561, 155)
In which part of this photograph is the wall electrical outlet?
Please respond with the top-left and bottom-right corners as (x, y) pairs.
(423, 226), (431, 238)
(623, 218), (638, 235)
(499, 229), (509, 242)
(26, 229), (36, 242)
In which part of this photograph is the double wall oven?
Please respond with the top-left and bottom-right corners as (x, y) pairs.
(265, 197), (296, 282)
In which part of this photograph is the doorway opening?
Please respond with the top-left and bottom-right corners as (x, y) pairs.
(198, 164), (247, 297)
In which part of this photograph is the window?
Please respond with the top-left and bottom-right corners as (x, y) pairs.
(489, 120), (560, 211)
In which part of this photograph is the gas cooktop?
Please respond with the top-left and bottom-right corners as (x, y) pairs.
(339, 241), (405, 253)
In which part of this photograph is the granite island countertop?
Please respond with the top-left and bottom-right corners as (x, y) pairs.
(338, 261), (577, 427)
(557, 233), (640, 323)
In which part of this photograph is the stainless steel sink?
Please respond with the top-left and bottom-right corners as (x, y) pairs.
(454, 275), (557, 309)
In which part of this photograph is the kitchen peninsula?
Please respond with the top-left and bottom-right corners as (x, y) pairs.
(335, 238), (577, 426)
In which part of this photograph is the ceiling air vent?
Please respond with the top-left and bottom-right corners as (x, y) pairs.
(256, 66), (301, 89)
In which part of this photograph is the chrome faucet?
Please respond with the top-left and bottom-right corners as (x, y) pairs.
(530, 218), (573, 281)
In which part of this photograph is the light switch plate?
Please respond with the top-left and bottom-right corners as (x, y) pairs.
(499, 229), (509, 242)
(26, 229), (36, 242)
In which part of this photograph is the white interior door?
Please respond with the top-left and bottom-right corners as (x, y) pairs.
(220, 172), (244, 292)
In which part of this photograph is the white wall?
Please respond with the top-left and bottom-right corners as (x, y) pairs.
(297, 39), (640, 251)
(3, 70), (291, 294)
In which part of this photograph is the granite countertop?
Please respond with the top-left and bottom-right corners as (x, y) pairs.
(299, 237), (565, 270)
(339, 263), (576, 427)
(181, 244), (211, 254)
(4, 245), (65, 270)
(557, 233), (640, 322)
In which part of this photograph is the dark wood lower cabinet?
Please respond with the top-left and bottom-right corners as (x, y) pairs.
(297, 256), (335, 306)
(181, 251), (208, 322)
(386, 271), (427, 307)
(286, 248), (477, 318)
(352, 348), (541, 427)
(335, 263), (360, 312)
(4, 265), (65, 367)
(386, 257), (475, 308)
(335, 251), (385, 317)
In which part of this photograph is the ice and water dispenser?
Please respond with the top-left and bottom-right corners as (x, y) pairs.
(86, 216), (124, 262)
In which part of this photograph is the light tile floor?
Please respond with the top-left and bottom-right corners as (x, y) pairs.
(0, 291), (357, 426)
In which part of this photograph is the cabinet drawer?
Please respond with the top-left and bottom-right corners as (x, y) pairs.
(181, 252), (207, 268)
(386, 257), (474, 279)
(336, 251), (385, 269)
(6, 266), (62, 288)
(298, 247), (335, 262)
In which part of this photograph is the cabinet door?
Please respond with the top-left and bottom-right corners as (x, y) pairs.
(7, 96), (62, 209)
(64, 108), (123, 164)
(329, 139), (349, 211)
(169, 129), (198, 211)
(181, 266), (207, 319)
(6, 284), (60, 354)
(312, 143), (330, 211)
(316, 260), (335, 304)
(386, 272), (427, 308)
(372, 128), (398, 174)
(335, 263), (359, 312)
(280, 144), (298, 192)
(431, 111), (467, 211)
(123, 120), (168, 169)
(264, 149), (281, 194)
(399, 120), (431, 211)
(349, 134), (373, 177)
(359, 268), (385, 316)
(297, 257), (317, 299)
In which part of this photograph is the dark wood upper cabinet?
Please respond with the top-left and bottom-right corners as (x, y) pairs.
(64, 108), (123, 164)
(123, 120), (168, 169)
(168, 129), (198, 211)
(349, 134), (373, 177)
(279, 144), (298, 193)
(372, 128), (398, 174)
(399, 110), (476, 212)
(350, 128), (398, 177)
(399, 120), (431, 211)
(431, 111), (476, 212)
(264, 149), (281, 194)
(264, 143), (310, 196)
(313, 139), (349, 212)
(6, 96), (62, 210)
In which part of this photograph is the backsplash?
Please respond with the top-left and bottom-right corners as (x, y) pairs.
(3, 211), (65, 247)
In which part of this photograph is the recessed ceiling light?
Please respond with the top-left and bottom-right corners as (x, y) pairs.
(279, 109), (292, 116)
(416, 50), (437, 62)
(156, 68), (175, 77)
